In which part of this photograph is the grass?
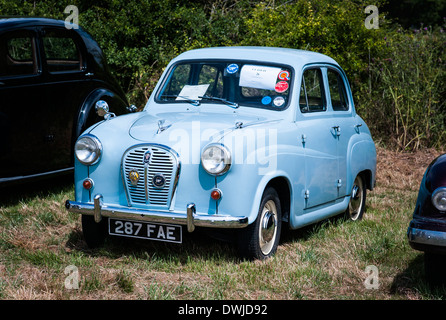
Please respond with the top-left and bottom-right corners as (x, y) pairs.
(0, 146), (445, 300)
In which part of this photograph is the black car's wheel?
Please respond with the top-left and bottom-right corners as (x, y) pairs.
(346, 175), (366, 221)
(81, 215), (108, 248)
(238, 187), (282, 260)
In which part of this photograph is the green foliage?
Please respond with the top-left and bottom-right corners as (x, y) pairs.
(359, 26), (446, 150)
(241, 0), (387, 80)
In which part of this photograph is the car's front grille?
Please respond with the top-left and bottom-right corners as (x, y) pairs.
(122, 145), (180, 208)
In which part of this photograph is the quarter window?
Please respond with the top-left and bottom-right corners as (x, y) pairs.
(327, 69), (349, 111)
(42, 29), (81, 72)
(0, 31), (37, 77)
(299, 68), (326, 113)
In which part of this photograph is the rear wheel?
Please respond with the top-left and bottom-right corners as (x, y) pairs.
(346, 175), (366, 221)
(238, 187), (282, 260)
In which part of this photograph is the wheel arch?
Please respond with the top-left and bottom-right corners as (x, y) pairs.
(75, 88), (128, 138)
(263, 175), (292, 224)
(348, 139), (377, 193)
(70, 88), (129, 166)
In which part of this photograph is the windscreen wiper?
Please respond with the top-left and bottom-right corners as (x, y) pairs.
(159, 94), (200, 106)
(199, 95), (239, 109)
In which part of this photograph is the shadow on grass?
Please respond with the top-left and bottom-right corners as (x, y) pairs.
(391, 253), (446, 298)
(65, 225), (241, 265)
(65, 212), (351, 266)
(280, 212), (349, 244)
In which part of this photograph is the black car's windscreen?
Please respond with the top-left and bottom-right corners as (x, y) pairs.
(156, 61), (293, 110)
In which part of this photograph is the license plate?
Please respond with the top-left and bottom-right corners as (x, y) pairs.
(108, 218), (182, 243)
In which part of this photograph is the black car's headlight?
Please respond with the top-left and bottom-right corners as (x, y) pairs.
(75, 134), (102, 165)
(432, 187), (446, 211)
(201, 143), (231, 176)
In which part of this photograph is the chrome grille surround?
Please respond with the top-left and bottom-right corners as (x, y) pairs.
(122, 144), (180, 209)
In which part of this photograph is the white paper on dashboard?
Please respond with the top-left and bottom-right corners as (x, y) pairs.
(239, 65), (281, 90)
(176, 84), (210, 100)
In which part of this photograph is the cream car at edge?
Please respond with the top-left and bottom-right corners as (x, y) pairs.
(66, 47), (377, 260)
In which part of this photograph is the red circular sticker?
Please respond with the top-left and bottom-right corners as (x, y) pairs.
(278, 70), (290, 81)
(275, 81), (289, 93)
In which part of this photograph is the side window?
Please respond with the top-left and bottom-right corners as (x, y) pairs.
(0, 31), (37, 77)
(299, 68), (325, 113)
(327, 69), (349, 111)
(42, 29), (82, 73)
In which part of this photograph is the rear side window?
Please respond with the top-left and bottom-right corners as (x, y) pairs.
(0, 30), (37, 77)
(299, 68), (326, 113)
(42, 29), (82, 72)
(327, 69), (349, 111)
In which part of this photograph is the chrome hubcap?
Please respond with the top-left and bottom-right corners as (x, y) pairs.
(259, 200), (278, 255)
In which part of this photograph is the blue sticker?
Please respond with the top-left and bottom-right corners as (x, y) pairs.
(226, 63), (239, 74)
(262, 96), (272, 105)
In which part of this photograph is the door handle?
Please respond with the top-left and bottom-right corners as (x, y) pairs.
(332, 126), (341, 136)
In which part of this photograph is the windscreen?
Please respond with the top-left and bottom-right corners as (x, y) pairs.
(156, 61), (293, 110)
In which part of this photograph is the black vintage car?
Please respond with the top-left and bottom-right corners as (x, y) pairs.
(407, 154), (446, 284)
(0, 17), (133, 185)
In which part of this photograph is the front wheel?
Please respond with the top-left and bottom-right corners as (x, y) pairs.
(346, 175), (366, 221)
(237, 187), (282, 260)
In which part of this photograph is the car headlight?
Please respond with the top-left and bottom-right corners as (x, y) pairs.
(75, 134), (102, 165)
(432, 187), (446, 211)
(201, 143), (231, 176)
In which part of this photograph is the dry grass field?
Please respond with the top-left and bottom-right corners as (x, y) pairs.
(0, 146), (445, 300)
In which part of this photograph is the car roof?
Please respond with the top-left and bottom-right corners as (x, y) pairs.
(171, 46), (340, 70)
(0, 17), (79, 30)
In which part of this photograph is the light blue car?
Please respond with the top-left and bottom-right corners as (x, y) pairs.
(66, 47), (377, 260)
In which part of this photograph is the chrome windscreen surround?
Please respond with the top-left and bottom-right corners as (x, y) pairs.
(121, 144), (180, 209)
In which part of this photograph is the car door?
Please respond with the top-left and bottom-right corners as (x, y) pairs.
(0, 27), (47, 179)
(298, 66), (338, 208)
(38, 26), (92, 171)
(325, 66), (356, 198)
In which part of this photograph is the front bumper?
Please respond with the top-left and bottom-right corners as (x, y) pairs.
(407, 218), (446, 254)
(65, 194), (249, 232)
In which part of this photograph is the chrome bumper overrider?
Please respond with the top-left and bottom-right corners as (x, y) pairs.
(65, 194), (248, 232)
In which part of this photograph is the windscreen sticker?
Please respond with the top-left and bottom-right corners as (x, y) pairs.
(176, 84), (209, 100)
(278, 70), (290, 81)
(239, 65), (281, 90)
(226, 63), (239, 74)
(261, 96), (272, 105)
(274, 81), (289, 93)
(273, 96), (285, 107)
